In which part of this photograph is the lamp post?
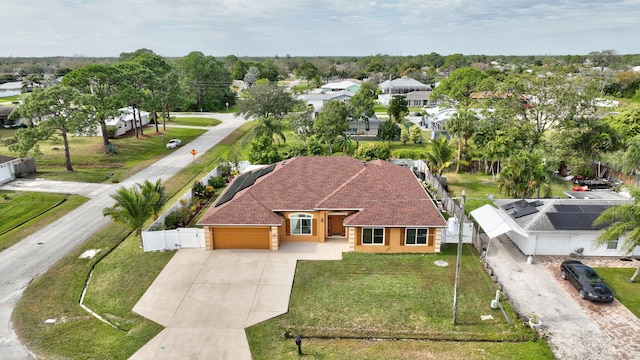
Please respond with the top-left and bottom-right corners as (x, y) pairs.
(452, 190), (465, 324)
(225, 101), (229, 112)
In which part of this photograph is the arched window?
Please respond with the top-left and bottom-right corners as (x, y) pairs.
(290, 213), (312, 235)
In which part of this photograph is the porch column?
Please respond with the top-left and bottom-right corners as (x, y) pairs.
(347, 227), (355, 252)
(270, 226), (279, 251)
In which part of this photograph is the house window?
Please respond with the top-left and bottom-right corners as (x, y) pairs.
(290, 214), (312, 235)
(362, 227), (384, 245)
(607, 239), (618, 250)
(405, 228), (428, 245)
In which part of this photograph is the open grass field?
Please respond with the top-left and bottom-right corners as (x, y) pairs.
(594, 267), (640, 318)
(0, 191), (88, 251)
(247, 246), (553, 359)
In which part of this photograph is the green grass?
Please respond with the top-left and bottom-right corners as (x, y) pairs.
(0, 191), (88, 251)
(167, 117), (222, 127)
(594, 267), (640, 318)
(247, 246), (552, 359)
(13, 223), (173, 360)
(444, 172), (573, 213)
(1, 126), (207, 182)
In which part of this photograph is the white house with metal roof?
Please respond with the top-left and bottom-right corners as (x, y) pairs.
(472, 196), (640, 258)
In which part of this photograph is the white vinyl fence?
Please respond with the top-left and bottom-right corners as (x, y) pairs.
(141, 161), (251, 252)
(142, 228), (206, 251)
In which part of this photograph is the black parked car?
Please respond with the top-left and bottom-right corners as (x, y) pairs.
(560, 260), (614, 303)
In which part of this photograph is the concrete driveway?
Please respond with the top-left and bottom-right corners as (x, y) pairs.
(129, 240), (347, 360)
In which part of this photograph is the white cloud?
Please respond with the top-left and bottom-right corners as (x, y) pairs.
(1, 0), (639, 57)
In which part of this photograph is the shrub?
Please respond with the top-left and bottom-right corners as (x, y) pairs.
(105, 126), (118, 139)
(103, 143), (118, 155)
(208, 176), (226, 188)
(354, 143), (391, 161)
(282, 143), (308, 159)
(216, 162), (232, 178)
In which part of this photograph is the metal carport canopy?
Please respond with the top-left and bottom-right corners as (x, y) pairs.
(470, 204), (529, 239)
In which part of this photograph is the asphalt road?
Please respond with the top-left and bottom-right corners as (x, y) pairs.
(0, 113), (246, 360)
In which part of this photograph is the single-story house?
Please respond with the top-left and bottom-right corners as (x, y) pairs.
(404, 90), (438, 108)
(0, 106), (15, 127)
(320, 80), (361, 93)
(104, 107), (150, 137)
(198, 156), (447, 252)
(471, 197), (640, 257)
(299, 90), (354, 112)
(378, 77), (431, 105)
(347, 115), (381, 137)
(0, 155), (17, 184)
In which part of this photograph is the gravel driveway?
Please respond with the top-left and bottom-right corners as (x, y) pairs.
(486, 235), (640, 359)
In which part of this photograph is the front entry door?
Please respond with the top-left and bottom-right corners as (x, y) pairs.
(327, 215), (345, 236)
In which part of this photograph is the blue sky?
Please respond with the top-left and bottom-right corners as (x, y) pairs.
(3, 0), (639, 57)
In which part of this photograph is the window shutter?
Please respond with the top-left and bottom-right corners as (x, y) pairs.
(285, 220), (290, 235)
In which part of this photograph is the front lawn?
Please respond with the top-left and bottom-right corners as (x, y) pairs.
(0, 191), (88, 251)
(1, 126), (206, 183)
(247, 246), (552, 359)
(167, 116), (222, 127)
(594, 267), (640, 317)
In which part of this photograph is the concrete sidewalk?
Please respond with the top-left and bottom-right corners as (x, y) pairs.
(130, 240), (347, 360)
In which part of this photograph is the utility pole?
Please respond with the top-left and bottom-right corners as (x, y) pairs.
(453, 190), (465, 324)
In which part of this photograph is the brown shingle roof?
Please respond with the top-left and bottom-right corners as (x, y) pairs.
(198, 156), (446, 228)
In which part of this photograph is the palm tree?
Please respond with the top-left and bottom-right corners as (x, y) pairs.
(446, 106), (477, 173)
(139, 179), (167, 220)
(254, 116), (286, 146)
(496, 150), (551, 199)
(336, 134), (353, 154)
(102, 183), (160, 247)
(593, 187), (640, 282)
(423, 136), (456, 177)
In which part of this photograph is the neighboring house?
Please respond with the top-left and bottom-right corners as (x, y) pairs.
(320, 80), (361, 93)
(104, 107), (150, 137)
(471, 195), (640, 257)
(347, 115), (381, 137)
(198, 156), (447, 253)
(298, 91), (379, 136)
(404, 90), (438, 108)
(299, 90), (354, 113)
(378, 76), (431, 105)
(0, 106), (14, 127)
(0, 81), (22, 97)
(0, 155), (17, 184)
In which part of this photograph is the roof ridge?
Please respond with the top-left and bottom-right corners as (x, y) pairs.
(315, 163), (368, 206)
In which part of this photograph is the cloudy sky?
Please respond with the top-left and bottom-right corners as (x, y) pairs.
(3, 0), (639, 58)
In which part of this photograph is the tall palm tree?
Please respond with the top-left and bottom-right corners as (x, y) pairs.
(446, 106), (477, 173)
(423, 136), (456, 177)
(102, 183), (160, 247)
(140, 179), (167, 220)
(593, 187), (640, 282)
(254, 116), (286, 146)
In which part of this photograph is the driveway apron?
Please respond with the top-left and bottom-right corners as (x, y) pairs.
(130, 241), (346, 360)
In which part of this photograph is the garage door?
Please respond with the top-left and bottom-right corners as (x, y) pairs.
(212, 227), (270, 249)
